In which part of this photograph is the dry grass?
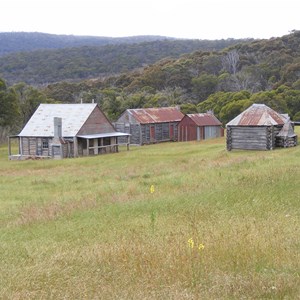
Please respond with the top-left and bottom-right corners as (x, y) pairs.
(0, 137), (299, 299)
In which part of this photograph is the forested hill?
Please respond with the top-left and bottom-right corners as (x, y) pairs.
(0, 36), (250, 85)
(1, 31), (300, 143)
(42, 30), (300, 122)
(0, 32), (173, 56)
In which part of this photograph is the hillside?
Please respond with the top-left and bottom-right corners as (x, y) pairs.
(42, 30), (300, 122)
(1, 31), (300, 140)
(0, 137), (299, 299)
(0, 32), (173, 56)
(0, 35), (251, 85)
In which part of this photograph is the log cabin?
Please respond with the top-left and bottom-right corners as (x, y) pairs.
(226, 103), (297, 150)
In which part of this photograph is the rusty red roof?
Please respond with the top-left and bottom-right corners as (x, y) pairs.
(128, 107), (184, 124)
(186, 113), (222, 126)
(226, 104), (287, 126)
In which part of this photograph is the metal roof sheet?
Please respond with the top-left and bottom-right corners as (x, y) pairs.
(19, 103), (98, 137)
(226, 104), (287, 127)
(77, 132), (130, 139)
(128, 107), (184, 124)
(187, 113), (222, 126)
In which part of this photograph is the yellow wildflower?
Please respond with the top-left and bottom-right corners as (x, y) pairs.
(198, 243), (205, 251)
(150, 185), (155, 194)
(188, 238), (194, 248)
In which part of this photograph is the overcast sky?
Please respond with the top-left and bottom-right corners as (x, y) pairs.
(1, 0), (299, 39)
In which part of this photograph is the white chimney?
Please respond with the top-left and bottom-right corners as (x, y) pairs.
(54, 117), (62, 139)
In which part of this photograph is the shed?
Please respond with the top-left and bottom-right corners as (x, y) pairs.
(226, 103), (297, 151)
(276, 120), (298, 147)
(8, 103), (130, 160)
(178, 113), (223, 142)
(114, 107), (184, 145)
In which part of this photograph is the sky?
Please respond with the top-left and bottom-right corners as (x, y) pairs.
(1, 0), (300, 40)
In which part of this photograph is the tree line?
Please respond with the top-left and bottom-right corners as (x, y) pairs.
(0, 37), (250, 85)
(1, 31), (300, 143)
(0, 32), (176, 56)
(42, 31), (300, 121)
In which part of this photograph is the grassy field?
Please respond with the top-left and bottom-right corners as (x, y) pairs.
(0, 136), (299, 299)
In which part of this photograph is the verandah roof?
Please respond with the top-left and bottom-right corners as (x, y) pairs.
(77, 132), (130, 139)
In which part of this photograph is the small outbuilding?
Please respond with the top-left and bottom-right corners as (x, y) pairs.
(114, 107), (184, 145)
(178, 113), (223, 142)
(8, 103), (130, 160)
(226, 103), (297, 151)
(276, 120), (298, 147)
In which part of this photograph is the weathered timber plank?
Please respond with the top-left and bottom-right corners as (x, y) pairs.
(231, 135), (267, 141)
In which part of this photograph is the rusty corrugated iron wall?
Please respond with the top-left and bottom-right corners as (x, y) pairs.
(178, 113), (223, 142)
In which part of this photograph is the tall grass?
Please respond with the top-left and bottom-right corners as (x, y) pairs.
(0, 136), (299, 299)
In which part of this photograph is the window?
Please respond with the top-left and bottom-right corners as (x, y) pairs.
(42, 138), (49, 149)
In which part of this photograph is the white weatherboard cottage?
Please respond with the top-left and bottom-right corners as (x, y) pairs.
(9, 103), (130, 159)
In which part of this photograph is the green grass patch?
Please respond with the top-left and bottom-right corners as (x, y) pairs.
(0, 137), (299, 299)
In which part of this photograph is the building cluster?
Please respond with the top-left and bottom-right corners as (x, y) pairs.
(8, 103), (297, 160)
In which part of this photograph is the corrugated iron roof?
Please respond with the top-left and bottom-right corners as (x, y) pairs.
(187, 113), (222, 126)
(19, 103), (98, 137)
(128, 107), (184, 124)
(226, 104), (287, 127)
(77, 132), (130, 139)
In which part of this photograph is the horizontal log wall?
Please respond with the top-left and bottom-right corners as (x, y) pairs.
(227, 126), (270, 150)
(276, 136), (298, 147)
